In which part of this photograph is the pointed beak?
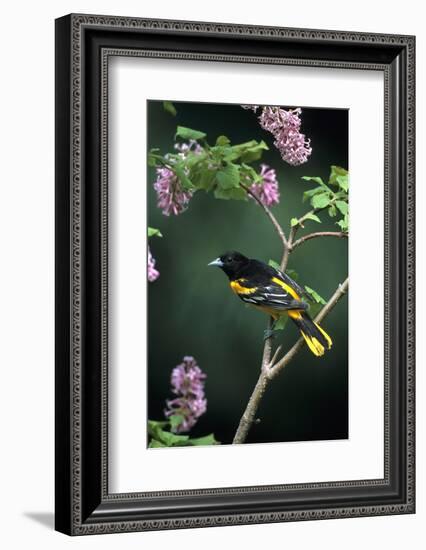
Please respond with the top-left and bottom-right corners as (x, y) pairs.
(208, 258), (223, 267)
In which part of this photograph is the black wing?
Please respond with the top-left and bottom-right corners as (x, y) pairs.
(237, 279), (308, 311)
(272, 267), (313, 303)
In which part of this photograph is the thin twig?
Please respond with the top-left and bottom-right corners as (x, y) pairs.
(291, 231), (348, 251)
(240, 182), (288, 251)
(291, 203), (334, 233)
(268, 344), (283, 368)
(232, 277), (349, 444)
(280, 226), (296, 271)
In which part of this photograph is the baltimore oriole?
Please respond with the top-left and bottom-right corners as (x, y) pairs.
(208, 251), (332, 357)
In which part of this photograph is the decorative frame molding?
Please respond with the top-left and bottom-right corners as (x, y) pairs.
(55, 14), (415, 535)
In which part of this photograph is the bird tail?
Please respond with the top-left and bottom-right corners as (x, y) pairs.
(288, 310), (332, 357)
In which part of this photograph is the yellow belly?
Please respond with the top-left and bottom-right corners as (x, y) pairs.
(252, 305), (303, 320)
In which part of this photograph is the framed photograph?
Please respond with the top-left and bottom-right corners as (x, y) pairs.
(55, 14), (415, 535)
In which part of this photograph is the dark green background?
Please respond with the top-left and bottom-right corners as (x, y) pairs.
(147, 101), (348, 445)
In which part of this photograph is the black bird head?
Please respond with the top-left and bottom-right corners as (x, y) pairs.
(208, 251), (250, 278)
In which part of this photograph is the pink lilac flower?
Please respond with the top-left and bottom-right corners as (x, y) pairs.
(164, 356), (207, 433)
(153, 167), (193, 216)
(153, 141), (202, 216)
(258, 106), (312, 166)
(147, 247), (160, 282)
(249, 164), (280, 207)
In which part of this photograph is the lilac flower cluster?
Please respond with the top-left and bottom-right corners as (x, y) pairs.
(153, 140), (202, 216)
(258, 106), (312, 166)
(242, 105), (312, 166)
(153, 167), (193, 216)
(164, 356), (207, 433)
(147, 247), (160, 282)
(249, 164), (280, 207)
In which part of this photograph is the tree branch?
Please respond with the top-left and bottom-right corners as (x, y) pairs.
(232, 181), (292, 443)
(291, 231), (348, 251)
(232, 318), (274, 444)
(233, 181), (349, 445)
(232, 277), (349, 444)
(232, 371), (269, 443)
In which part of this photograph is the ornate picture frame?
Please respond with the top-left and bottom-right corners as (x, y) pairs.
(55, 14), (415, 535)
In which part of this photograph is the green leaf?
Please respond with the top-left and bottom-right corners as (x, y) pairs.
(186, 155), (217, 191)
(241, 163), (262, 184)
(215, 135), (230, 146)
(335, 200), (349, 216)
(184, 151), (207, 169)
(239, 141), (269, 163)
(334, 190), (348, 199)
(302, 187), (324, 203)
(286, 269), (298, 280)
(274, 316), (289, 331)
(216, 163), (240, 189)
(169, 414), (184, 431)
(337, 214), (349, 232)
(225, 140), (269, 163)
(268, 259), (281, 271)
(311, 193), (331, 209)
(214, 187), (247, 201)
(147, 150), (161, 167)
(328, 205), (337, 217)
(188, 434), (220, 446)
(148, 227), (163, 238)
(149, 439), (167, 448)
(329, 165), (348, 185)
(291, 217), (299, 227)
(147, 420), (169, 441)
(302, 176), (326, 186)
(147, 420), (190, 446)
(147, 419), (168, 430)
(175, 126), (207, 141)
(163, 101), (177, 116)
(308, 303), (323, 318)
(304, 213), (321, 223)
(230, 139), (258, 151)
(210, 145), (230, 161)
(161, 431), (190, 446)
(302, 175), (334, 194)
(172, 163), (194, 190)
(336, 175), (349, 192)
(304, 286), (327, 305)
(192, 167), (216, 191)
